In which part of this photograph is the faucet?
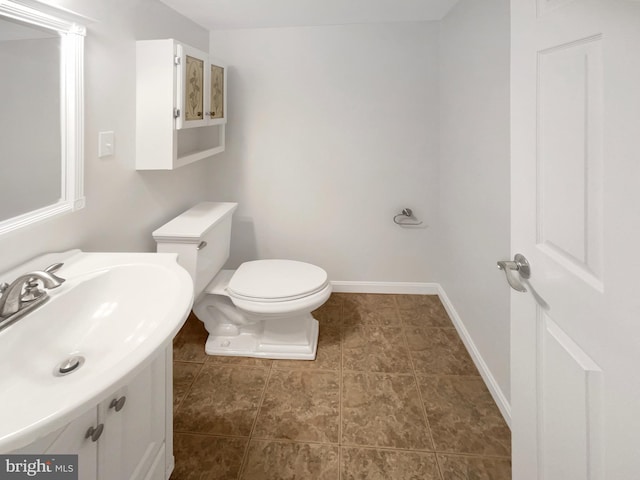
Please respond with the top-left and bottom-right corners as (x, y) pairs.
(0, 263), (65, 321)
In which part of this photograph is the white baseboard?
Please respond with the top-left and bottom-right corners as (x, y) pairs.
(330, 281), (438, 295)
(436, 285), (512, 427)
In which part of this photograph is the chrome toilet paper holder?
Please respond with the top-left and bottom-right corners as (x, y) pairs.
(393, 208), (423, 226)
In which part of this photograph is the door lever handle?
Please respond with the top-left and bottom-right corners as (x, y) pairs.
(497, 254), (530, 293)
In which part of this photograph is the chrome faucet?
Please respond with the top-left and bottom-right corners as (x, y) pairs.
(0, 263), (65, 331)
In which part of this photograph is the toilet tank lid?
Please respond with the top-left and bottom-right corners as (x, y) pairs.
(152, 202), (238, 243)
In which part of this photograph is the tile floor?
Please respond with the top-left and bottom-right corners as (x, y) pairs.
(171, 293), (511, 479)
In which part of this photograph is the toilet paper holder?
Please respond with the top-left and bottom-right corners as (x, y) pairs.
(393, 208), (423, 226)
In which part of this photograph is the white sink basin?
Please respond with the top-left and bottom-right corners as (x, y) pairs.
(0, 250), (194, 452)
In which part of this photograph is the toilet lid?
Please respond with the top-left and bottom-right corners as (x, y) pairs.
(227, 260), (329, 301)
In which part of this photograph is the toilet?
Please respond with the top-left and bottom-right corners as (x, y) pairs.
(153, 202), (331, 360)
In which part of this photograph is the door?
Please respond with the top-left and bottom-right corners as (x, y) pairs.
(510, 0), (640, 478)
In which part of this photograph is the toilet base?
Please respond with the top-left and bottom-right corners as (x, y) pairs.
(204, 314), (319, 360)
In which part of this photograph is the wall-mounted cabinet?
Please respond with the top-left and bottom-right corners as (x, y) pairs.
(136, 39), (227, 170)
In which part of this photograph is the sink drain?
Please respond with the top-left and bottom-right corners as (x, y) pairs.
(54, 355), (85, 376)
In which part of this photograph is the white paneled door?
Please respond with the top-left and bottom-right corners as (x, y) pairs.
(510, 0), (640, 478)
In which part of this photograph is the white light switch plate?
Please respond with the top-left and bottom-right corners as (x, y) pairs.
(98, 131), (115, 157)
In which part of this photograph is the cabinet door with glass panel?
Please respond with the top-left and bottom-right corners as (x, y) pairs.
(176, 44), (226, 129)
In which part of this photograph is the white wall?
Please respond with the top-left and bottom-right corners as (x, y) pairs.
(209, 22), (439, 282)
(0, 0), (211, 273)
(437, 0), (511, 406)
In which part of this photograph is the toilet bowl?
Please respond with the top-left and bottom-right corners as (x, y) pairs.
(153, 202), (331, 360)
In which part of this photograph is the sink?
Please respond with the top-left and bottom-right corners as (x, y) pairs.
(0, 250), (194, 452)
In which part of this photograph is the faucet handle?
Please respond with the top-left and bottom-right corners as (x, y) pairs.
(0, 282), (8, 296)
(43, 263), (65, 284)
(22, 277), (45, 302)
(45, 263), (64, 273)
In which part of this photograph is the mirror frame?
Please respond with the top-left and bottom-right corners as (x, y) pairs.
(0, 0), (86, 236)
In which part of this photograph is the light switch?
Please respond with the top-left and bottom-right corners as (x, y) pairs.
(98, 131), (115, 157)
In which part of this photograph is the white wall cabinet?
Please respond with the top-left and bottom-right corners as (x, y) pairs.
(136, 39), (227, 170)
(13, 347), (174, 480)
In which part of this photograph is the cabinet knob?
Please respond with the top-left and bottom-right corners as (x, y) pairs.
(85, 423), (104, 442)
(109, 396), (126, 412)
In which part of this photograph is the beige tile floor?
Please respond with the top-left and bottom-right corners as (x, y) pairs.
(171, 293), (511, 480)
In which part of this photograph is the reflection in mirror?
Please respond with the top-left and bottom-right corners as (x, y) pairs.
(0, 17), (61, 219)
(0, 0), (86, 236)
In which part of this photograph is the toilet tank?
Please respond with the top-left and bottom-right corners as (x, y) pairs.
(153, 202), (238, 297)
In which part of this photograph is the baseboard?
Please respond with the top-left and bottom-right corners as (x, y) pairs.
(436, 285), (512, 427)
(330, 281), (439, 295)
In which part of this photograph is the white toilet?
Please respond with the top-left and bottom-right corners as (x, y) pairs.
(153, 202), (332, 360)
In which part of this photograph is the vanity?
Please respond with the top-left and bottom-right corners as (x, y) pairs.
(0, 250), (193, 479)
(12, 350), (171, 480)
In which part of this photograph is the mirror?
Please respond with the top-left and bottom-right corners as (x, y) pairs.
(0, 0), (86, 236)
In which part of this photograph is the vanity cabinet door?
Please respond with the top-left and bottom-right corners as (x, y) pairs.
(97, 353), (166, 480)
(12, 407), (98, 480)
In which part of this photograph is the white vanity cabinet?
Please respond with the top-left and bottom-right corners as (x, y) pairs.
(136, 39), (227, 170)
(97, 350), (168, 480)
(15, 407), (99, 480)
(13, 347), (174, 480)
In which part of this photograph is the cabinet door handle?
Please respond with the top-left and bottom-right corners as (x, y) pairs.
(109, 396), (126, 412)
(85, 424), (104, 442)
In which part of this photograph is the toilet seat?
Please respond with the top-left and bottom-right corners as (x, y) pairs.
(227, 259), (329, 303)
(201, 261), (333, 320)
